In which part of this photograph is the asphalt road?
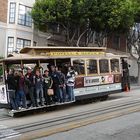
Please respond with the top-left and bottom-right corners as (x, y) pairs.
(37, 86), (140, 140)
(39, 111), (140, 140)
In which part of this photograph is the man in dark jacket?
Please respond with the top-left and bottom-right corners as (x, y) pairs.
(25, 67), (36, 107)
(56, 66), (66, 102)
(7, 69), (18, 110)
(51, 66), (64, 103)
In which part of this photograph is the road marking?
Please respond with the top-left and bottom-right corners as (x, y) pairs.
(0, 125), (20, 139)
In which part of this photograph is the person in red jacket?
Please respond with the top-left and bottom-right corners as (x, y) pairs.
(15, 70), (27, 109)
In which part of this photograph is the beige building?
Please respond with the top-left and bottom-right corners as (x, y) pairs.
(0, 0), (49, 57)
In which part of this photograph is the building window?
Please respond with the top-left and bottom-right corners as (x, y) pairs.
(7, 37), (14, 54)
(16, 38), (31, 51)
(9, 3), (16, 23)
(113, 35), (120, 49)
(18, 4), (32, 27)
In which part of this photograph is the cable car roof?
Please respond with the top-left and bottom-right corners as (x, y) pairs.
(20, 46), (106, 53)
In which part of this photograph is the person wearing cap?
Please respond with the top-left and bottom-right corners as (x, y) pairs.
(43, 68), (53, 105)
(25, 67), (36, 107)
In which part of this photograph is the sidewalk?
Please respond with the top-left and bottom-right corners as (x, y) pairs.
(131, 84), (140, 90)
(109, 84), (140, 99)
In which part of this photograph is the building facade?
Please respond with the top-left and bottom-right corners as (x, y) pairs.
(0, 0), (48, 57)
(107, 33), (138, 79)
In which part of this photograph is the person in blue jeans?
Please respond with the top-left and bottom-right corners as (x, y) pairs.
(56, 66), (66, 102)
(6, 69), (18, 111)
(51, 66), (63, 103)
(66, 66), (78, 101)
(16, 70), (27, 109)
(33, 69), (44, 106)
(25, 67), (36, 107)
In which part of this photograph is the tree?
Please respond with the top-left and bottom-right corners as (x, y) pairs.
(125, 0), (140, 84)
(31, 0), (86, 46)
(31, 0), (139, 47)
(87, 0), (139, 46)
(127, 23), (140, 84)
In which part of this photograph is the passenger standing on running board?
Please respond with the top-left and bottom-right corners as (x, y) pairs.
(43, 68), (53, 105)
(33, 69), (45, 106)
(56, 66), (66, 102)
(51, 65), (63, 103)
(16, 70), (27, 109)
(25, 67), (36, 107)
(66, 66), (78, 102)
(6, 69), (18, 111)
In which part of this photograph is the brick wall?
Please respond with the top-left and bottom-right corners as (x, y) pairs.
(0, 0), (8, 23)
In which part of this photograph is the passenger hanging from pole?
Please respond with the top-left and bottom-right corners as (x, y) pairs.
(121, 58), (130, 91)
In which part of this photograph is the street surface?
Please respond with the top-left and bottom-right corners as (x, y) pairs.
(38, 86), (140, 140)
(0, 85), (140, 139)
(39, 112), (140, 140)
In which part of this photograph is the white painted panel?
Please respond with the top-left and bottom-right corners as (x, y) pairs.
(0, 85), (8, 104)
(74, 83), (122, 97)
(74, 88), (86, 96)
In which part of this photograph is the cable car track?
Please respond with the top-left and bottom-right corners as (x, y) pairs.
(8, 99), (140, 139)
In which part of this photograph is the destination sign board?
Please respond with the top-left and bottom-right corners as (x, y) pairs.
(36, 50), (105, 57)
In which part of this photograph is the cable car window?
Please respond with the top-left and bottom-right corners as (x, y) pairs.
(73, 59), (85, 75)
(99, 59), (109, 73)
(87, 59), (98, 74)
(111, 59), (120, 73)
